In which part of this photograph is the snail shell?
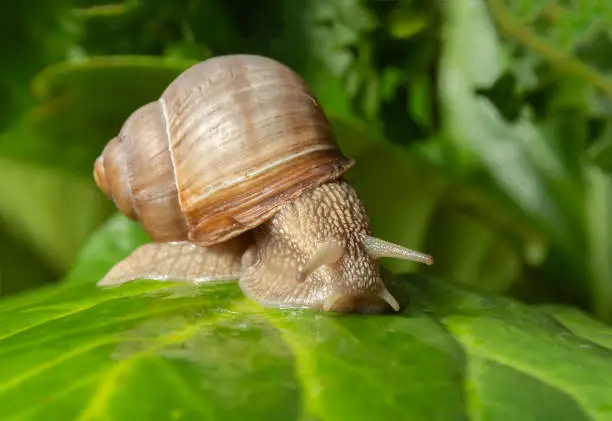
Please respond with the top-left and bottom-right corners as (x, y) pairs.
(94, 54), (353, 246)
(94, 54), (433, 313)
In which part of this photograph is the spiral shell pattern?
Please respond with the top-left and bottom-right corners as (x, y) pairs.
(93, 54), (353, 246)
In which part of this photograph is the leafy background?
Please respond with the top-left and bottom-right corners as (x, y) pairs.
(1, 0), (612, 419)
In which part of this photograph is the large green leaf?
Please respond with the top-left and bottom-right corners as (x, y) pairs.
(1, 212), (612, 420)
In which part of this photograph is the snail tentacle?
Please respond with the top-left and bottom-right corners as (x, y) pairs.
(363, 235), (433, 265)
(296, 239), (345, 282)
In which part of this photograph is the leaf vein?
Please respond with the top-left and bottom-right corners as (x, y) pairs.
(0, 301), (191, 357)
(0, 284), (175, 341)
(74, 360), (131, 421)
(0, 337), (113, 394)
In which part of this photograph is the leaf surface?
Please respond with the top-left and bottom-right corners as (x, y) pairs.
(1, 213), (612, 421)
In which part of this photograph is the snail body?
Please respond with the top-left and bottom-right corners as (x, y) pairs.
(94, 54), (433, 313)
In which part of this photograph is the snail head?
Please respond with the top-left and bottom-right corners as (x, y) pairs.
(238, 180), (433, 313)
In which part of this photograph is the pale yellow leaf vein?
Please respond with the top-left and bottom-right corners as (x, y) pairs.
(74, 360), (131, 421)
(0, 301), (190, 357)
(463, 355), (485, 421)
(0, 284), (174, 341)
(6, 371), (104, 421)
(256, 315), (327, 421)
(0, 337), (113, 394)
(0, 303), (101, 342)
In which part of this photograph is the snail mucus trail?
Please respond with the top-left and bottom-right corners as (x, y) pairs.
(93, 54), (433, 314)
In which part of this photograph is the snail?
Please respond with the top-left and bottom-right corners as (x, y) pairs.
(93, 54), (433, 313)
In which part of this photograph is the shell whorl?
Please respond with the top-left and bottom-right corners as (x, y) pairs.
(93, 102), (189, 242)
(93, 54), (354, 246)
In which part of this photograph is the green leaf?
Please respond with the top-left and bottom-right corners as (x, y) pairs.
(539, 304), (612, 350)
(588, 122), (612, 172)
(388, 7), (429, 40)
(585, 166), (612, 321)
(1, 214), (612, 420)
(0, 0), (78, 131)
(0, 224), (57, 297)
(439, 0), (588, 296)
(74, 0), (214, 60)
(0, 156), (114, 274)
(63, 214), (150, 286)
(488, 0), (612, 110)
(500, 0), (612, 54)
(0, 56), (196, 176)
(328, 117), (544, 293)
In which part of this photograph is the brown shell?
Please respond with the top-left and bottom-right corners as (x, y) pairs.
(93, 54), (354, 246)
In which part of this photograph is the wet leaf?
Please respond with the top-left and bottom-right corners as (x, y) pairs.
(1, 212), (611, 420)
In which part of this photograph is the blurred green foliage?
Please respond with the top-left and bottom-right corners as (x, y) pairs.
(0, 0), (611, 326)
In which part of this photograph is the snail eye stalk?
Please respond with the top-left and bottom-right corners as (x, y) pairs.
(363, 236), (433, 265)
